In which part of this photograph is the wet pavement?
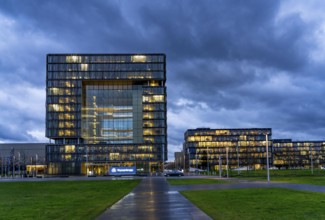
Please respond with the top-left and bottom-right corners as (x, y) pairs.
(96, 177), (212, 220)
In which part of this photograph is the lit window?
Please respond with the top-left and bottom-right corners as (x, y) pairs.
(149, 81), (159, 86)
(110, 153), (120, 160)
(131, 55), (146, 62)
(49, 88), (61, 95)
(65, 145), (75, 153)
(143, 129), (153, 135)
(59, 122), (64, 128)
(142, 95), (164, 103)
(143, 105), (154, 111)
(143, 121), (154, 127)
(153, 95), (164, 102)
(66, 56), (82, 63)
(49, 104), (60, 112)
(81, 64), (88, 71)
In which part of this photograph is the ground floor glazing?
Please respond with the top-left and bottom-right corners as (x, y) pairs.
(47, 161), (161, 176)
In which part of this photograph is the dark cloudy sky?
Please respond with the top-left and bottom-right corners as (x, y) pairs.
(1, 0), (325, 160)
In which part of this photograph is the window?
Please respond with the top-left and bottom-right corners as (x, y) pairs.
(131, 55), (146, 62)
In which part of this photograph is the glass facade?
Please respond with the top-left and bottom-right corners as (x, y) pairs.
(273, 139), (325, 168)
(184, 128), (272, 171)
(46, 54), (167, 175)
(184, 128), (325, 171)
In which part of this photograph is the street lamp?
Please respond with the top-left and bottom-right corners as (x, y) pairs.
(183, 150), (185, 173)
(226, 147), (229, 178)
(30, 157), (32, 177)
(218, 155), (222, 178)
(12, 155), (15, 178)
(265, 133), (270, 183)
(35, 154), (38, 177)
(207, 146), (209, 175)
(237, 145), (240, 175)
(196, 149), (198, 170)
(188, 148), (191, 175)
(1, 156), (3, 177)
(106, 148), (108, 175)
(18, 152), (21, 177)
(310, 144), (313, 175)
(86, 146), (89, 176)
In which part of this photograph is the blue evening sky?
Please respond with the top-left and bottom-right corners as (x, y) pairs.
(1, 0), (325, 160)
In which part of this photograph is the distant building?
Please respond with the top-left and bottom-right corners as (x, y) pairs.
(46, 54), (167, 175)
(183, 128), (325, 171)
(174, 151), (184, 170)
(273, 139), (325, 169)
(0, 143), (46, 176)
(183, 128), (271, 171)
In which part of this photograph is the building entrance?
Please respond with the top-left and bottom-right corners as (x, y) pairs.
(82, 161), (159, 176)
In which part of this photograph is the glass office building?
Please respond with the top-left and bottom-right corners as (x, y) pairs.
(46, 54), (167, 175)
(273, 139), (325, 169)
(184, 128), (272, 171)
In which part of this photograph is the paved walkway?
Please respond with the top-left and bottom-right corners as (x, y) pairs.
(97, 177), (212, 220)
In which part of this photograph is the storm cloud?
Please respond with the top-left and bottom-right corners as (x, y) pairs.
(1, 0), (325, 160)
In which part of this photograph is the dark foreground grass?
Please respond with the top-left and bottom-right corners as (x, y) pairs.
(0, 180), (140, 219)
(181, 188), (325, 220)
(167, 178), (229, 185)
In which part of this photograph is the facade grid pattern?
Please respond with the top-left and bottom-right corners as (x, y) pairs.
(46, 54), (167, 175)
(183, 128), (325, 171)
(184, 128), (272, 171)
(273, 139), (325, 169)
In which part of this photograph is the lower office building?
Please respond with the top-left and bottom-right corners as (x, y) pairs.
(183, 128), (325, 171)
(273, 139), (325, 169)
(184, 128), (272, 171)
(46, 54), (167, 175)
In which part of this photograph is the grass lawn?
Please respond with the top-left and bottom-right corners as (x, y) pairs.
(230, 169), (325, 185)
(181, 188), (325, 220)
(0, 180), (140, 219)
(229, 169), (325, 178)
(167, 178), (229, 185)
(245, 176), (325, 185)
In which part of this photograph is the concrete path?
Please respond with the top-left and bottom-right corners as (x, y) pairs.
(97, 177), (212, 220)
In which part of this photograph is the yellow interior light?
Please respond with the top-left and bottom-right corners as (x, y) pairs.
(131, 55), (146, 62)
(81, 64), (88, 71)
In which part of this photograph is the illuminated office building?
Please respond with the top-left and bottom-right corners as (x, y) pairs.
(184, 128), (272, 171)
(46, 54), (167, 175)
(273, 139), (325, 169)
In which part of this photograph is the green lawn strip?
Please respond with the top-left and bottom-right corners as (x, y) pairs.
(167, 178), (229, 185)
(181, 188), (325, 220)
(227, 169), (325, 185)
(229, 169), (325, 178)
(234, 175), (325, 185)
(267, 176), (325, 185)
(0, 180), (140, 219)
